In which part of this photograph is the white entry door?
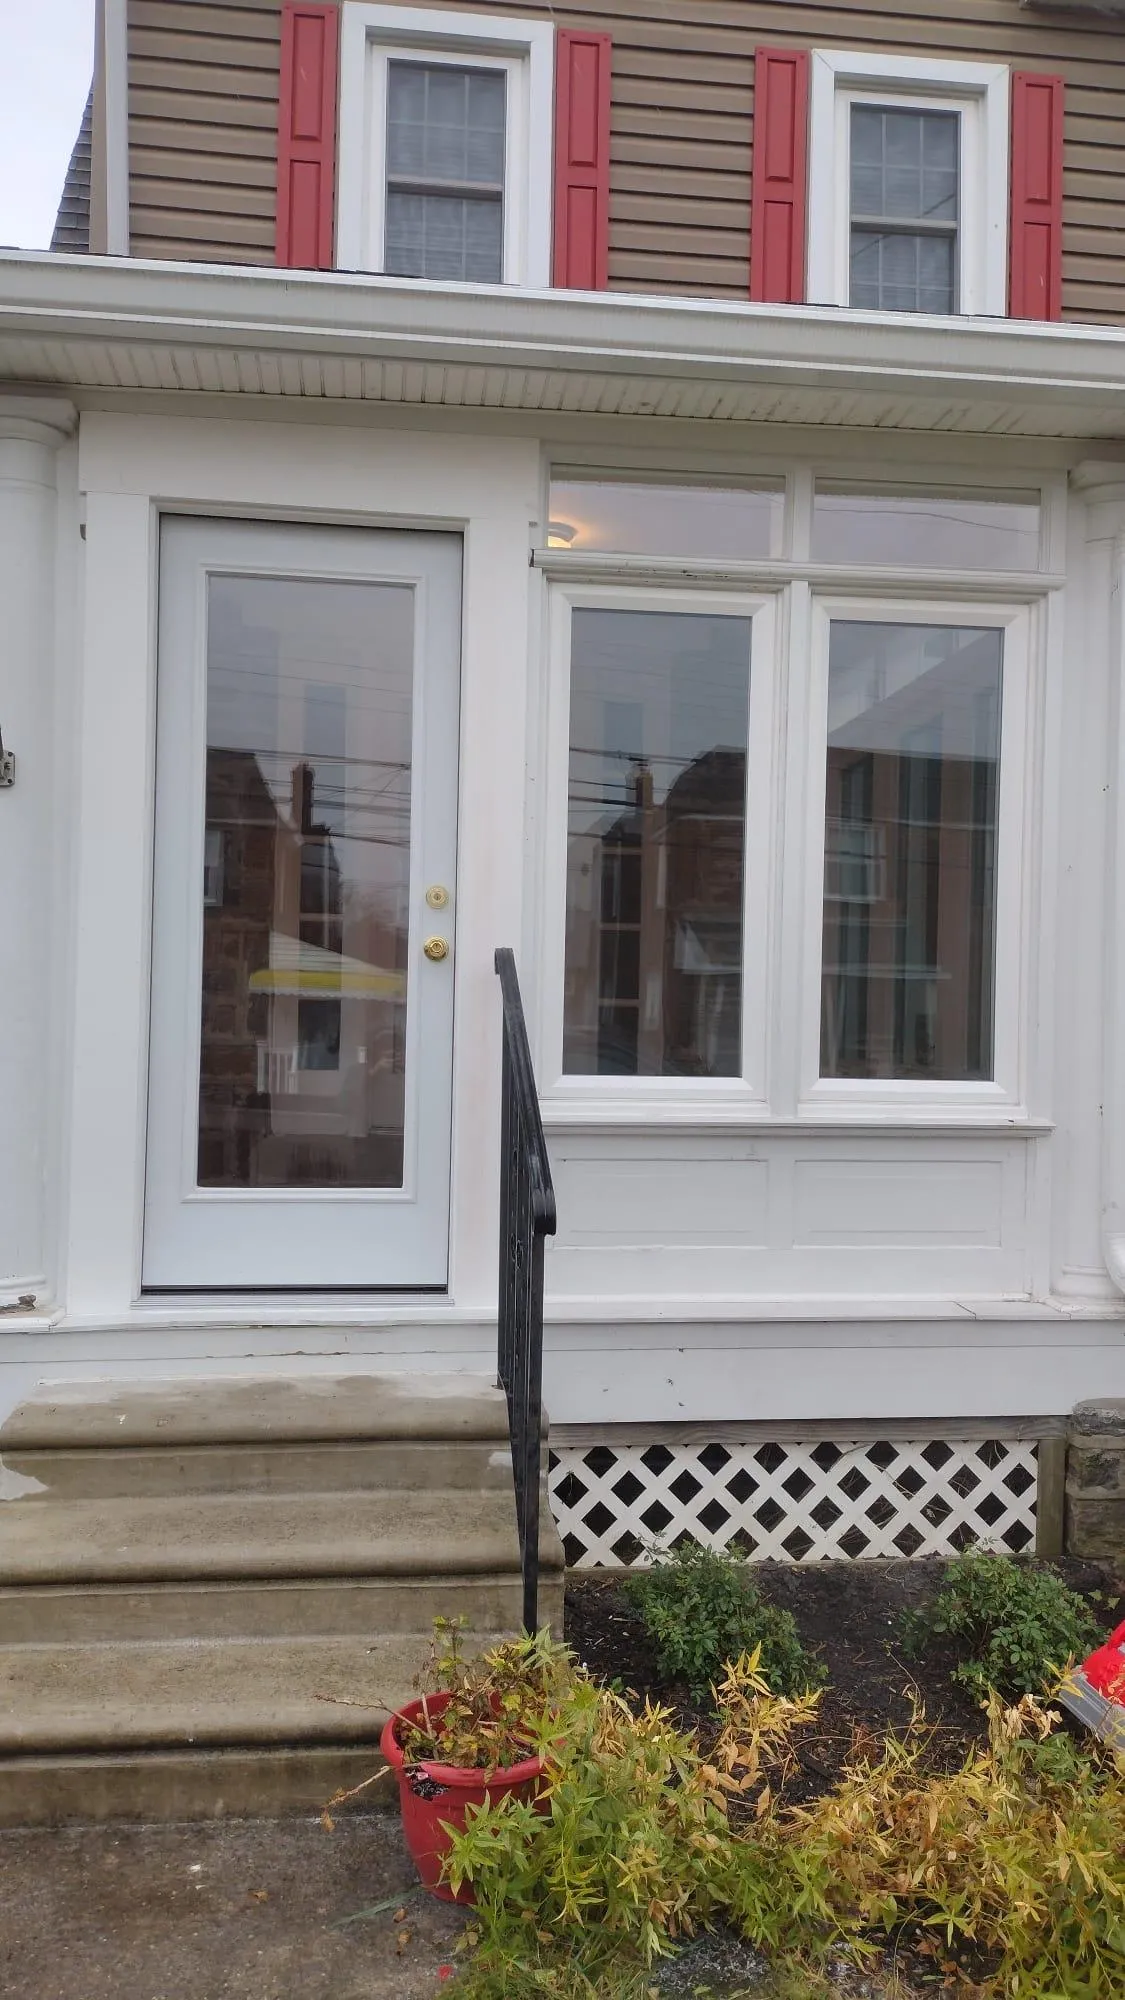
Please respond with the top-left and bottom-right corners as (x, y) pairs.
(144, 520), (461, 1289)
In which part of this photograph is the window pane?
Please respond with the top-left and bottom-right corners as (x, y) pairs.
(548, 480), (782, 559)
(387, 62), (505, 188)
(564, 610), (752, 1077)
(199, 575), (415, 1189)
(850, 227), (955, 313)
(850, 106), (958, 223)
(820, 621), (1001, 1081)
(812, 490), (1041, 570)
(385, 190), (503, 282)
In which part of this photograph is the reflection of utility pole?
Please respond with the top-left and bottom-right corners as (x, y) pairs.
(633, 760), (665, 1075)
(292, 759), (315, 834)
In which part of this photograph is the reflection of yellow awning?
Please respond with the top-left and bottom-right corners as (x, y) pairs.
(248, 932), (404, 999)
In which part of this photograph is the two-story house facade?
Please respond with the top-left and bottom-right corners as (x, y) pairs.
(3, 0), (1125, 1589)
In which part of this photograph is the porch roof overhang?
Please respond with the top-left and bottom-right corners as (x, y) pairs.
(2, 251), (1125, 440)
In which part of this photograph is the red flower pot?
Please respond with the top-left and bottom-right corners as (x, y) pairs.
(380, 1691), (546, 1904)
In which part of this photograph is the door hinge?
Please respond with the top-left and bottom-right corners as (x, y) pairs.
(0, 724), (13, 788)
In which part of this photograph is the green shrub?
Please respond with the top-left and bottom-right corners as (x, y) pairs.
(446, 1651), (822, 1997)
(728, 1691), (1125, 1999)
(620, 1542), (824, 1701)
(900, 1548), (1103, 1700)
(443, 1644), (1125, 2000)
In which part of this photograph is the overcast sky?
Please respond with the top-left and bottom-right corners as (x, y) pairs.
(0, 2), (96, 251)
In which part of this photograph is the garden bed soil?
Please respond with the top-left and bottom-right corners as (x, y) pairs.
(566, 1555), (1124, 1995)
(565, 1554), (1125, 1799)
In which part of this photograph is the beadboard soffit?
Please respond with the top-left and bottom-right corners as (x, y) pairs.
(4, 253), (1125, 438)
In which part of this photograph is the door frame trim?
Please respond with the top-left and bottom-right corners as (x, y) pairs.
(60, 412), (541, 1321)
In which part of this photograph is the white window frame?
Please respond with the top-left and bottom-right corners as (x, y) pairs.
(336, 3), (555, 285)
(797, 595), (1035, 1118)
(806, 51), (1010, 318)
(538, 581), (780, 1116)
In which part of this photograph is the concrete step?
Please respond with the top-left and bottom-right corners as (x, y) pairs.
(0, 1370), (567, 1826)
(0, 1372), (511, 1450)
(0, 1437), (518, 1501)
(0, 1572), (530, 1645)
(0, 1743), (389, 1827)
(0, 1631), (480, 1754)
(0, 1487), (555, 1587)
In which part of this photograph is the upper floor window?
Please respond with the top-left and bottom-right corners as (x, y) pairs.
(849, 105), (959, 314)
(337, 4), (554, 285)
(385, 60), (506, 282)
(807, 52), (1010, 317)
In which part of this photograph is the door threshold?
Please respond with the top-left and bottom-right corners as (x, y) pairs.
(139, 1286), (449, 1300)
(43, 1296), (493, 1337)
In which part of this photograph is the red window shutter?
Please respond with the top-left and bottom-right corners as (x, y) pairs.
(750, 48), (809, 305)
(553, 30), (611, 289)
(1009, 72), (1064, 321)
(276, 3), (339, 269)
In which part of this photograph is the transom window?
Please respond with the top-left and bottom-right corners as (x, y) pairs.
(385, 60), (506, 283)
(849, 104), (960, 314)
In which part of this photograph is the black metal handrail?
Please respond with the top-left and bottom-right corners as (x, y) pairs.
(495, 947), (557, 1633)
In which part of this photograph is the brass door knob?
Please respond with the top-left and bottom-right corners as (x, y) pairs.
(423, 935), (450, 962)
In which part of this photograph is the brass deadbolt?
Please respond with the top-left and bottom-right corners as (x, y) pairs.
(425, 884), (450, 909)
(423, 935), (450, 962)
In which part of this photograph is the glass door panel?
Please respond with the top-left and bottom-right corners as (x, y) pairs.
(200, 575), (413, 1192)
(144, 522), (461, 1290)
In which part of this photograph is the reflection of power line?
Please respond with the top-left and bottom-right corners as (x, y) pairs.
(208, 816), (411, 853)
(211, 749), (413, 771)
(569, 746), (735, 764)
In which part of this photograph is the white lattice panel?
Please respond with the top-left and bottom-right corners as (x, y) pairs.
(547, 1437), (1038, 1567)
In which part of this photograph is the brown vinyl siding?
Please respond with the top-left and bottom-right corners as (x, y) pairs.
(128, 0), (1125, 322)
(129, 0), (282, 264)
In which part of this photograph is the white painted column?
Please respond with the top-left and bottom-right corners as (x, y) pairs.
(1071, 463), (1125, 1298)
(0, 397), (76, 1305)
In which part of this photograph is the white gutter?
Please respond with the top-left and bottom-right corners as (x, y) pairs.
(1075, 464), (1125, 1298)
(102, 0), (130, 257)
(1106, 525), (1125, 1295)
(4, 252), (1125, 427)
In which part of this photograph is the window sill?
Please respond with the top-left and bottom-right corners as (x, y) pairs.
(539, 1102), (1053, 1137)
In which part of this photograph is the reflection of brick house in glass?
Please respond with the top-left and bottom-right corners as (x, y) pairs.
(820, 625), (1000, 1083)
(200, 750), (408, 1189)
(585, 746), (747, 1078)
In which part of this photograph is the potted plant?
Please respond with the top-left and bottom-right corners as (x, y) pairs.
(379, 1620), (571, 1903)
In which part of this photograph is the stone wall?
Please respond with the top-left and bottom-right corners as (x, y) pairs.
(1066, 1400), (1125, 1561)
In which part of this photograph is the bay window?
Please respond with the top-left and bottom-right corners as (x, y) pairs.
(539, 468), (1050, 1120)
